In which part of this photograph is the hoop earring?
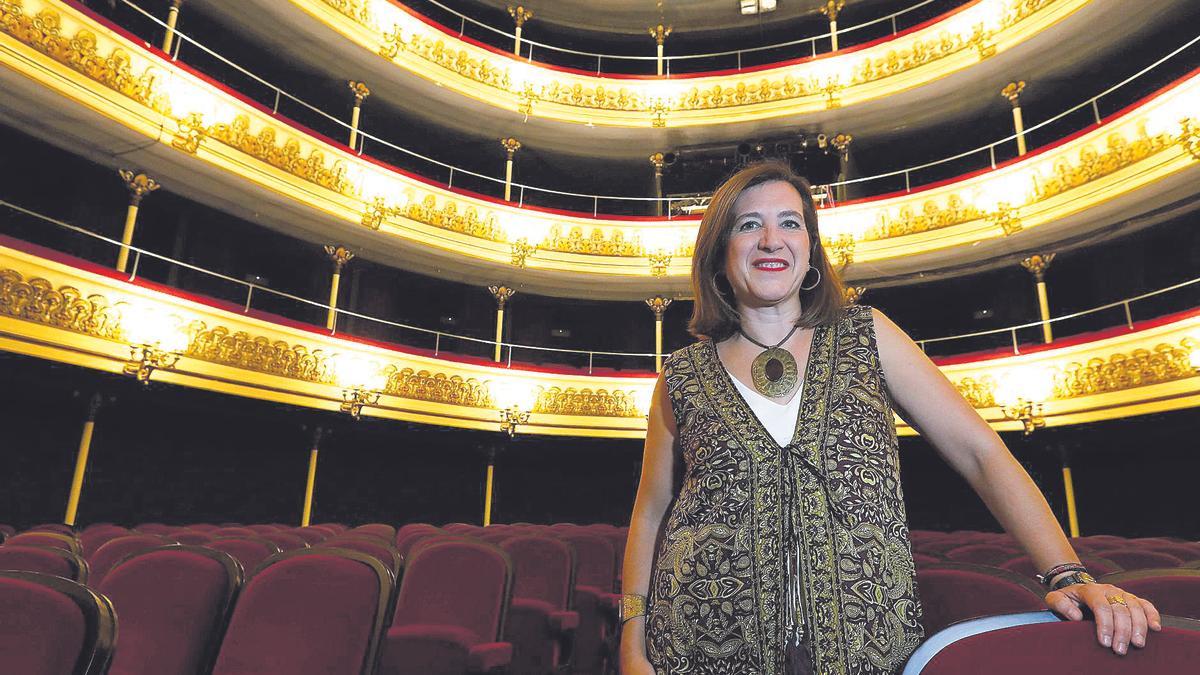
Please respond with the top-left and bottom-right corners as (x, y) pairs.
(800, 266), (821, 291)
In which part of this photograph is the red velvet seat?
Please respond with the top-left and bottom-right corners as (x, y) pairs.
(319, 538), (404, 579)
(1100, 569), (1200, 621)
(902, 610), (1200, 675)
(289, 526), (333, 546)
(1001, 553), (1123, 579)
(135, 523), (177, 535)
(27, 523), (76, 536)
(87, 535), (170, 586)
(1093, 549), (1185, 571)
(500, 535), (580, 675)
(246, 524), (281, 535)
(0, 545), (89, 582)
(0, 570), (116, 675)
(207, 537), (282, 577)
(316, 522), (350, 533)
(444, 523), (482, 535)
(1144, 543), (1200, 563)
(187, 523), (220, 533)
(258, 531), (309, 552)
(396, 524), (441, 548)
(916, 563), (1046, 636)
(913, 552), (943, 567)
(0, 523), (17, 540)
(554, 531), (618, 675)
(172, 530), (214, 546)
(353, 523), (397, 542)
(212, 527), (258, 538)
(6, 531), (81, 554)
(80, 526), (131, 557)
(380, 539), (513, 675)
(211, 549), (394, 675)
(945, 544), (1022, 567)
(99, 545), (242, 675)
(398, 530), (449, 561)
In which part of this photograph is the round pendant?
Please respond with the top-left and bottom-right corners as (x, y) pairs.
(751, 346), (798, 398)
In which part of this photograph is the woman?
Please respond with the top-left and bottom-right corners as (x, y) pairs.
(620, 161), (1160, 674)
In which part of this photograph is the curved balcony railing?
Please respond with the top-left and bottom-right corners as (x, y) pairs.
(5, 198), (1197, 374)
(106, 0), (1200, 216)
(406, 0), (959, 75)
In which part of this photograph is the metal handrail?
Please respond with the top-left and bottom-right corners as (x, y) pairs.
(416, 0), (945, 65)
(117, 0), (1196, 211)
(3, 198), (1195, 367)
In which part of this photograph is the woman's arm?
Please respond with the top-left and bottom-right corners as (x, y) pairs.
(620, 372), (679, 672)
(870, 308), (1161, 655)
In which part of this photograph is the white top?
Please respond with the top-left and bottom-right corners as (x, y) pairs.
(726, 370), (803, 447)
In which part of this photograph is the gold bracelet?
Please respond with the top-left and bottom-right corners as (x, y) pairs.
(620, 593), (647, 623)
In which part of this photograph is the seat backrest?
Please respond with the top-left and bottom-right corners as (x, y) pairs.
(87, 535), (170, 585)
(134, 523), (176, 535)
(0, 524), (17, 539)
(258, 531), (309, 552)
(903, 611), (1200, 675)
(0, 545), (89, 583)
(351, 524), (397, 541)
(288, 526), (331, 546)
(556, 532), (615, 591)
(80, 526), (131, 558)
(187, 524), (220, 533)
(212, 527), (258, 538)
(211, 549), (393, 675)
(1145, 543), (1200, 563)
(315, 523), (349, 533)
(1092, 548), (1184, 571)
(99, 545), (242, 675)
(207, 537), (282, 575)
(246, 525), (281, 535)
(27, 523), (76, 536)
(500, 535), (575, 609)
(318, 539), (403, 578)
(916, 563), (1045, 636)
(395, 524), (440, 548)
(392, 539), (513, 644)
(172, 531), (214, 546)
(1001, 553), (1124, 579)
(0, 571), (116, 675)
(944, 544), (1022, 566)
(1099, 569), (1200, 620)
(6, 531), (81, 554)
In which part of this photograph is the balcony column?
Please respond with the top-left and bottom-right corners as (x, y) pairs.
(1059, 446), (1081, 538)
(820, 1), (846, 51)
(162, 0), (184, 54)
(116, 170), (160, 273)
(649, 153), (665, 217)
(482, 447), (497, 526)
(347, 81), (371, 151)
(64, 394), (104, 526)
(501, 138), (522, 202)
(1002, 81), (1027, 156)
(489, 285), (516, 362)
(645, 296), (672, 373)
(508, 5), (533, 55)
(324, 245), (355, 332)
(831, 133), (853, 203)
(300, 427), (323, 527)
(1020, 253), (1056, 344)
(649, 24), (671, 76)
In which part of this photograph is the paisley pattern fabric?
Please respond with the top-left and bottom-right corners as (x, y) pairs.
(645, 305), (924, 675)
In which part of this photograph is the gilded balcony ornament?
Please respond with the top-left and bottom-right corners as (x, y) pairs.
(382, 366), (491, 408)
(324, 244), (355, 271)
(489, 284), (516, 309)
(172, 112), (205, 154)
(123, 344), (180, 385)
(402, 195), (504, 242)
(0, 269), (123, 339)
(822, 77), (843, 109)
(1001, 81), (1026, 107)
(969, 23), (996, 59)
(543, 225), (641, 256)
(1179, 118), (1200, 161)
(517, 83), (539, 116)
(954, 376), (997, 409)
(186, 323), (336, 383)
(1031, 126), (1173, 201)
(361, 196), (400, 230)
(508, 5), (533, 28)
(871, 195), (983, 239)
(843, 286), (865, 305)
(988, 202), (1023, 236)
(498, 405), (531, 436)
(510, 237), (537, 267)
(1053, 343), (1197, 398)
(321, 0), (372, 25)
(819, 0), (846, 22)
(340, 386), (380, 420)
(206, 115), (353, 195)
(648, 250), (672, 278)
(119, 170), (160, 205)
(826, 234), (855, 267)
(650, 98), (668, 127)
(534, 386), (642, 418)
(1002, 398), (1045, 435)
(379, 23), (407, 59)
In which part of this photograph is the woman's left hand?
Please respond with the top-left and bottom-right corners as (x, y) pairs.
(1045, 582), (1163, 655)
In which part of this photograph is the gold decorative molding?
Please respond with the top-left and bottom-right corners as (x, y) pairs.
(826, 233), (855, 267)
(383, 365), (491, 407)
(533, 385), (642, 417)
(544, 224), (641, 257)
(954, 376), (997, 408)
(1182, 118), (1200, 160)
(1032, 126), (1174, 201)
(870, 195), (983, 239)
(644, 295), (672, 319)
(987, 202), (1023, 236)
(1020, 252), (1055, 280)
(0, 269), (124, 340)
(1053, 342), (1196, 399)
(186, 323), (336, 384)
(207, 115), (353, 196)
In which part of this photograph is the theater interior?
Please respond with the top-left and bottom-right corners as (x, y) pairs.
(1, 0), (1198, 672)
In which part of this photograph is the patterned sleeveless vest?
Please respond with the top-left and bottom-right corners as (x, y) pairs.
(645, 304), (924, 675)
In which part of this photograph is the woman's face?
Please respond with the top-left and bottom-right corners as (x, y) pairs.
(722, 180), (812, 310)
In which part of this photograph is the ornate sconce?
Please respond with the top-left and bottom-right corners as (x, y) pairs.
(492, 378), (537, 437)
(335, 356), (386, 420)
(995, 367), (1053, 435)
(120, 305), (187, 385)
(1002, 398), (1046, 435)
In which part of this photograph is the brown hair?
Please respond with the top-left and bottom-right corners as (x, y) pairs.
(687, 160), (845, 341)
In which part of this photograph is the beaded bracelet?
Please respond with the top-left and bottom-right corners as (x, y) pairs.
(1036, 562), (1087, 587)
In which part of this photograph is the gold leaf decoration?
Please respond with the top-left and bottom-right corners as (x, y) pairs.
(533, 386), (642, 417)
(383, 365), (492, 407)
(0, 269), (123, 339)
(185, 322), (337, 384)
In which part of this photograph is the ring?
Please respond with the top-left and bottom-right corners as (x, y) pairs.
(1107, 594), (1128, 607)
